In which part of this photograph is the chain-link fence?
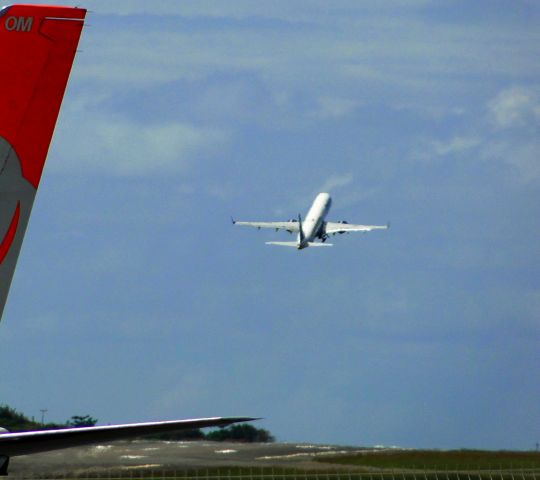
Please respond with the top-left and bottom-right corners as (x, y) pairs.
(10, 467), (540, 480)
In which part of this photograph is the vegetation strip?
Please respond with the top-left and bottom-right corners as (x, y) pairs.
(315, 450), (540, 471)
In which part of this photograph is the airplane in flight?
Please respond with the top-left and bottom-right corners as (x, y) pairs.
(232, 192), (389, 249)
(0, 4), (252, 475)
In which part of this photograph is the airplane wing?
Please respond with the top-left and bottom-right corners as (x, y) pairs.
(325, 222), (389, 235)
(232, 220), (300, 233)
(0, 417), (255, 459)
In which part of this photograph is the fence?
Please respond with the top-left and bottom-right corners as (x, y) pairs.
(11, 468), (540, 480)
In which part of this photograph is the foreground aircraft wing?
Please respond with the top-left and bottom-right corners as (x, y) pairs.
(0, 417), (254, 457)
(0, 4), (86, 321)
(325, 222), (389, 235)
(0, 417), (255, 472)
(232, 220), (300, 233)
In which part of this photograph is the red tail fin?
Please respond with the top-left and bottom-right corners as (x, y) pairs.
(0, 5), (86, 321)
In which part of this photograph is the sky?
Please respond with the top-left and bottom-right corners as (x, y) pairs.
(0, 0), (539, 450)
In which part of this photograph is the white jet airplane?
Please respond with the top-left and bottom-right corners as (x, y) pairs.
(232, 192), (388, 249)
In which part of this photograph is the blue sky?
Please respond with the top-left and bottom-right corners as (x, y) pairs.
(0, 0), (539, 449)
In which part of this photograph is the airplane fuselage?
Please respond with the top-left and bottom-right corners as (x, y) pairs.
(233, 191), (387, 249)
(297, 192), (332, 249)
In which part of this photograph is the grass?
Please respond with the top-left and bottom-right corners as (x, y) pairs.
(315, 450), (540, 471)
(30, 451), (540, 478)
(35, 464), (540, 480)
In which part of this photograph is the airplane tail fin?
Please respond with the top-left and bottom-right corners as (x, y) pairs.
(0, 5), (86, 321)
(298, 214), (305, 244)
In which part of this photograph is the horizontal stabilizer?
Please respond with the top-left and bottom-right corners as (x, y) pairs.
(265, 242), (333, 248)
(265, 241), (299, 247)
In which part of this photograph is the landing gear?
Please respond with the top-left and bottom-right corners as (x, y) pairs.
(0, 456), (9, 476)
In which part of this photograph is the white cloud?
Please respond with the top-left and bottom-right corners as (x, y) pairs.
(275, 176), (354, 217)
(319, 173), (354, 193)
(413, 87), (540, 183)
(480, 139), (540, 183)
(487, 86), (540, 129)
(482, 87), (540, 182)
(431, 136), (482, 157)
(81, 0), (435, 19)
(312, 97), (362, 119)
(70, 1), (540, 116)
(52, 112), (230, 177)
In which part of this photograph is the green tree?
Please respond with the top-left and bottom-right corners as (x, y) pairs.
(0, 405), (63, 431)
(67, 415), (98, 427)
(148, 429), (205, 441)
(0, 405), (35, 432)
(206, 424), (275, 443)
